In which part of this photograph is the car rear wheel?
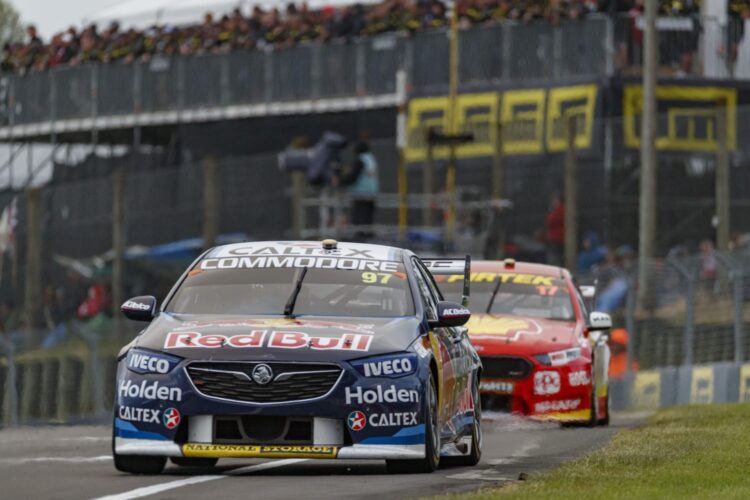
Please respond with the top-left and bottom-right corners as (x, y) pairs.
(588, 373), (599, 427)
(386, 373), (439, 474)
(170, 457), (219, 468)
(442, 377), (482, 467)
(598, 387), (610, 426)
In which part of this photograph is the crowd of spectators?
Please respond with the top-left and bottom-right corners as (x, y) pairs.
(0, 0), (702, 75)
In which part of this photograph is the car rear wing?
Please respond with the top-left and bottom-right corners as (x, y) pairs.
(421, 255), (471, 307)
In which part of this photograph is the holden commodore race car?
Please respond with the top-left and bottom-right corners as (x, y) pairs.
(113, 240), (482, 474)
(431, 259), (612, 425)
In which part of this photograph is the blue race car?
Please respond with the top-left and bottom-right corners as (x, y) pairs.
(113, 240), (482, 474)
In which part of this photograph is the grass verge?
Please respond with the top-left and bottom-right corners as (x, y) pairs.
(450, 404), (750, 499)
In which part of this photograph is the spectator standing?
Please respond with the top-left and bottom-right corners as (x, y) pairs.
(337, 132), (380, 240)
(41, 285), (67, 349)
(544, 192), (565, 266)
(576, 231), (608, 273)
(0, 299), (23, 350)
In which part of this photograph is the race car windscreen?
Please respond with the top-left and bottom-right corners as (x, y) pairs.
(436, 272), (575, 321)
(166, 261), (414, 317)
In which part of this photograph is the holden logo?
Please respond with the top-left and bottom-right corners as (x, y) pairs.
(163, 407), (181, 429)
(252, 364), (274, 385)
(347, 411), (366, 431)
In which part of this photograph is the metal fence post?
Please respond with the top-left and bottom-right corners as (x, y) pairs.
(403, 34), (414, 92)
(112, 168), (126, 339)
(176, 56), (185, 117)
(564, 115), (577, 271)
(667, 257), (697, 366)
(684, 268), (696, 366)
(717, 252), (745, 364)
(202, 156), (220, 250)
(625, 271), (637, 369)
(501, 23), (512, 81)
(552, 24), (563, 78)
(91, 64), (98, 124)
(220, 53), (231, 106)
(49, 69), (56, 126)
(311, 44), (321, 100)
(24, 188), (43, 347)
(733, 264), (744, 364)
(604, 15), (615, 77)
(264, 48), (274, 103)
(1, 336), (18, 426)
(133, 61), (142, 115)
(355, 40), (366, 96)
(74, 321), (105, 416)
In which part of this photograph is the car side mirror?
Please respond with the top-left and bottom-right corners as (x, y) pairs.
(121, 296), (157, 322)
(588, 311), (612, 331)
(580, 286), (596, 299)
(430, 302), (471, 328)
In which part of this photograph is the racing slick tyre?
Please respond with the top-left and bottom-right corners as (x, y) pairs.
(170, 457), (219, 468)
(386, 373), (440, 474)
(114, 454), (167, 475)
(588, 374), (599, 428)
(441, 377), (482, 467)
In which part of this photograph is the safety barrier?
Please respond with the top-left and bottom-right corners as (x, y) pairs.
(611, 361), (750, 411)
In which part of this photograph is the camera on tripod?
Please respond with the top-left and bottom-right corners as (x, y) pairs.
(278, 132), (348, 186)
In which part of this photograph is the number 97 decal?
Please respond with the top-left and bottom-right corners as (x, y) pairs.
(361, 272), (392, 284)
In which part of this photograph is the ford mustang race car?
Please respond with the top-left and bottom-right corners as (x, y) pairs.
(431, 259), (611, 425)
(113, 240), (482, 474)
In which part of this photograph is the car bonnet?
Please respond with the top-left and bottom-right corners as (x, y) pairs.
(133, 313), (423, 363)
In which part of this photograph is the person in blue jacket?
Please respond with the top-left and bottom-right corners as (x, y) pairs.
(577, 231), (608, 273)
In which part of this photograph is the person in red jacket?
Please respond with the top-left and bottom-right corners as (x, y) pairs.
(544, 192), (565, 266)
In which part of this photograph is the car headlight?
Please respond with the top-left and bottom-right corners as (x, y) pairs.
(350, 353), (418, 378)
(126, 348), (182, 375)
(535, 347), (582, 366)
(409, 336), (432, 359)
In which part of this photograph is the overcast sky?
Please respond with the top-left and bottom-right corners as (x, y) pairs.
(11, 0), (114, 37)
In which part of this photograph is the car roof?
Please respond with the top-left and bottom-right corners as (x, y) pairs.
(206, 240), (408, 261)
(471, 260), (568, 278)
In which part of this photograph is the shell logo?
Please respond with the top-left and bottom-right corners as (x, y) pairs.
(467, 315), (543, 341)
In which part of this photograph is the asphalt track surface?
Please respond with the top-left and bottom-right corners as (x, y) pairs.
(0, 413), (643, 500)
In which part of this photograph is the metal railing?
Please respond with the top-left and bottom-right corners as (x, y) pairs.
(5, 15), (748, 130)
(2, 16), (617, 128)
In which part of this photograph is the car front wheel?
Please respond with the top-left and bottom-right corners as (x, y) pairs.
(442, 376), (482, 467)
(386, 372), (439, 474)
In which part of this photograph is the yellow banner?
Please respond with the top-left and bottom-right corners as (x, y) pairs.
(740, 365), (750, 402)
(405, 84), (598, 161)
(690, 366), (714, 404)
(182, 444), (339, 459)
(623, 85), (737, 152)
(631, 371), (660, 410)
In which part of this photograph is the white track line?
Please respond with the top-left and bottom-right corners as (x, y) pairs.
(1, 455), (112, 465)
(92, 459), (306, 500)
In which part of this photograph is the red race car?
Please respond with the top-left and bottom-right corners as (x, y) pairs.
(433, 259), (612, 425)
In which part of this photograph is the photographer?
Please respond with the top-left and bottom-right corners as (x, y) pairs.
(334, 133), (380, 239)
